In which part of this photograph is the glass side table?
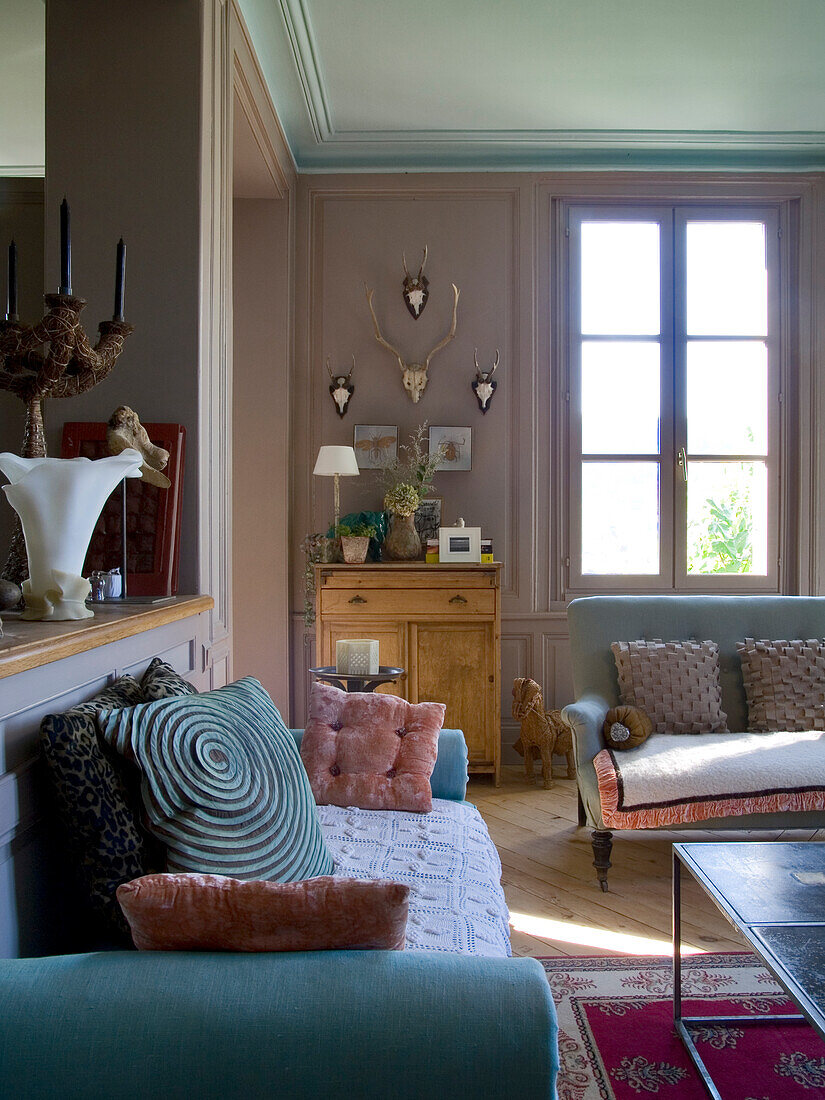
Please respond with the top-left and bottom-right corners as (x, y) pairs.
(309, 666), (405, 693)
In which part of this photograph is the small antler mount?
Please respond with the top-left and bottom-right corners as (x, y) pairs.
(402, 245), (429, 319)
(472, 348), (499, 414)
(326, 354), (355, 418)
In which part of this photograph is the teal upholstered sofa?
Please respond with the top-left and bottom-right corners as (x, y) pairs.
(563, 596), (825, 889)
(0, 729), (559, 1100)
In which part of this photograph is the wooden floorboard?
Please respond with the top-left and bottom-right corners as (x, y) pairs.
(467, 766), (821, 959)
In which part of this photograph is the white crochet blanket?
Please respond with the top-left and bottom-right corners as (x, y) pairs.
(611, 728), (825, 809)
(317, 798), (511, 957)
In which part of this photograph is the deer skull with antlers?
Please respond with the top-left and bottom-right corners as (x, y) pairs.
(472, 348), (499, 414)
(402, 246), (429, 319)
(327, 355), (355, 418)
(365, 282), (459, 404)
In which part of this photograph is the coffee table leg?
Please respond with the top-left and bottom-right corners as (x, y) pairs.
(673, 850), (682, 1023)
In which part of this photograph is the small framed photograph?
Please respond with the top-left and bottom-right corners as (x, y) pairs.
(353, 425), (397, 469)
(429, 426), (472, 471)
(414, 497), (442, 545)
(439, 525), (482, 563)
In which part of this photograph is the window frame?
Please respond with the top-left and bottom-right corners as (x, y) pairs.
(562, 199), (783, 596)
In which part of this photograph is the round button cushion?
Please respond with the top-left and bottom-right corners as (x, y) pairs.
(603, 705), (654, 751)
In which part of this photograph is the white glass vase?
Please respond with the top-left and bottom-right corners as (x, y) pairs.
(0, 450), (144, 620)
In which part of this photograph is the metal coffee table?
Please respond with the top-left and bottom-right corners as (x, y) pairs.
(673, 841), (825, 1099)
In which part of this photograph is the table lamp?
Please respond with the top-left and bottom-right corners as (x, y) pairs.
(313, 445), (360, 531)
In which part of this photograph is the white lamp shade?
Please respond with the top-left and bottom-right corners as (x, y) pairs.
(313, 445), (360, 477)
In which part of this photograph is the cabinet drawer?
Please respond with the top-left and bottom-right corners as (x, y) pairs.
(320, 587), (495, 618)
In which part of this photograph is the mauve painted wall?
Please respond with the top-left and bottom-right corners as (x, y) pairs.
(0, 180), (44, 559)
(293, 191), (514, 590)
(42, 0), (203, 594)
(233, 197), (291, 712)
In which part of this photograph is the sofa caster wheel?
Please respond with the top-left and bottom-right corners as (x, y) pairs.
(591, 829), (613, 891)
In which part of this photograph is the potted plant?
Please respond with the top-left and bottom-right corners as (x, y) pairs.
(377, 425), (445, 561)
(335, 522), (377, 564)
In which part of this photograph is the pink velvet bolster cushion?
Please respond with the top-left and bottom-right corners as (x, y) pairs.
(117, 873), (410, 952)
(301, 682), (446, 812)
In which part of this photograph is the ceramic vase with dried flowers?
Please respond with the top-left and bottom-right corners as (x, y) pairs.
(378, 424), (445, 561)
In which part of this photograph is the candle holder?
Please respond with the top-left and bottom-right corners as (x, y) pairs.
(0, 294), (133, 584)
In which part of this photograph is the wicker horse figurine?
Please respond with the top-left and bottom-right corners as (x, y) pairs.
(512, 677), (575, 789)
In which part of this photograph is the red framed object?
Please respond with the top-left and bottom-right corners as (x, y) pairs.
(61, 421), (185, 596)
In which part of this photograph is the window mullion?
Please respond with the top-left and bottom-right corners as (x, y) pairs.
(671, 210), (688, 586)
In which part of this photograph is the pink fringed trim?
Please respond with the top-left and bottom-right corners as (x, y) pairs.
(593, 747), (825, 830)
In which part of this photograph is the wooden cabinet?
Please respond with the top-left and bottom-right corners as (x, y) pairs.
(315, 563), (502, 783)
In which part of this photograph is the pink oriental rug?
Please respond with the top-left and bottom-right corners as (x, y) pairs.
(539, 953), (825, 1099)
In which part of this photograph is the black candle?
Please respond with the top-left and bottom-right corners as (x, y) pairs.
(59, 196), (71, 294)
(114, 238), (126, 321)
(6, 240), (17, 321)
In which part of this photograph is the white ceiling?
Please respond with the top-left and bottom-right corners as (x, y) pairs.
(5, 1), (823, 177)
(238, 0), (825, 171)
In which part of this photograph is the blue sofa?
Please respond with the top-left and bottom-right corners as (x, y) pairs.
(0, 729), (559, 1099)
(563, 595), (825, 889)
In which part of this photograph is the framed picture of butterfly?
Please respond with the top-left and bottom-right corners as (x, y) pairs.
(353, 425), (398, 469)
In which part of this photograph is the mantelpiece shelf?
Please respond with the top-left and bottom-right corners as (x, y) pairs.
(0, 595), (213, 679)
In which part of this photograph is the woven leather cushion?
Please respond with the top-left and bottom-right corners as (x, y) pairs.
(302, 682), (445, 813)
(39, 676), (158, 934)
(738, 638), (825, 731)
(140, 656), (198, 701)
(117, 872), (409, 952)
(98, 678), (333, 881)
(603, 705), (654, 750)
(611, 639), (728, 735)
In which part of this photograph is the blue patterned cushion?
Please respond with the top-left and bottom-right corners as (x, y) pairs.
(98, 678), (334, 881)
(39, 677), (158, 934)
(140, 657), (198, 701)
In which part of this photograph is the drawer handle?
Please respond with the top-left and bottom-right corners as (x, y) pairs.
(449, 594), (468, 604)
(348, 595), (367, 604)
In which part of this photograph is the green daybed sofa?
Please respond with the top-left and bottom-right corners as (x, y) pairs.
(563, 595), (825, 889)
(0, 729), (559, 1100)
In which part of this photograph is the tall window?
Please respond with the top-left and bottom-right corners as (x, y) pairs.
(564, 204), (781, 592)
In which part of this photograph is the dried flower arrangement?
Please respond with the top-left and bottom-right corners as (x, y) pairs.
(376, 423), (444, 516)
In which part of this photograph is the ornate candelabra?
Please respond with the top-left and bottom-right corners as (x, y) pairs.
(0, 200), (131, 583)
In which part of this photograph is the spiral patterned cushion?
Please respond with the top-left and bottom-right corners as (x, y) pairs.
(98, 678), (333, 881)
(39, 676), (159, 935)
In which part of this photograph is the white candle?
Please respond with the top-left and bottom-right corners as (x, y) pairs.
(336, 639), (379, 676)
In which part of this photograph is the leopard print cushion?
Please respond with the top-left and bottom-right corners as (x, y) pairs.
(141, 657), (198, 701)
(40, 676), (158, 934)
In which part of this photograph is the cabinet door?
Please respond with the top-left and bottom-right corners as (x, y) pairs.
(413, 622), (496, 764)
(322, 622), (408, 698)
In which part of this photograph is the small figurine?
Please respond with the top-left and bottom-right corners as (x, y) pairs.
(107, 406), (170, 487)
(512, 677), (575, 789)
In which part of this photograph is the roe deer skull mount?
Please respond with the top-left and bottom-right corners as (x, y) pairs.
(326, 355), (355, 418)
(402, 246), (429, 319)
(472, 348), (499, 414)
(364, 282), (459, 404)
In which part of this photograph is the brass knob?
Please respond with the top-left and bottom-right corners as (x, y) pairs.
(449, 594), (468, 604)
(349, 595), (367, 604)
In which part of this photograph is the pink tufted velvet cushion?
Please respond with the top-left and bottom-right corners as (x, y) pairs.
(117, 873), (409, 952)
(301, 683), (445, 813)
